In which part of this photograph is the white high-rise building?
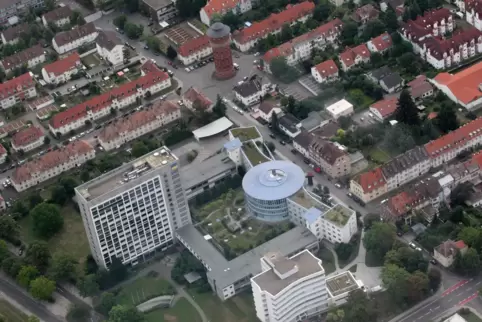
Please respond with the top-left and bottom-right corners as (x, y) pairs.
(75, 147), (191, 268)
(251, 250), (328, 322)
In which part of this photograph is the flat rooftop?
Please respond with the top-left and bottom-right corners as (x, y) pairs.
(252, 250), (323, 296)
(326, 271), (358, 297)
(230, 126), (261, 142)
(242, 142), (269, 166)
(289, 189), (331, 213)
(76, 147), (176, 201)
(324, 205), (353, 227)
(181, 153), (236, 190)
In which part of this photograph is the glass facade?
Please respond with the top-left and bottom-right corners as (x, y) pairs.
(245, 193), (289, 222)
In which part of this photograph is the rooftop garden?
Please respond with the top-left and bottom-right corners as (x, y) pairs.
(325, 205), (352, 226)
(231, 127), (261, 142)
(242, 142), (269, 166)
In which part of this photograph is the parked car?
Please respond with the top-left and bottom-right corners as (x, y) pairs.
(430, 259), (437, 265)
(291, 149), (297, 154)
(334, 183), (341, 189)
(279, 140), (286, 145)
(269, 133), (275, 139)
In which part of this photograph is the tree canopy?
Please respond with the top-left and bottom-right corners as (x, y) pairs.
(29, 276), (56, 301)
(31, 203), (64, 239)
(395, 90), (420, 126)
(363, 222), (396, 261)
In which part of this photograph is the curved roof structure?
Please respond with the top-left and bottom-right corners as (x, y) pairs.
(207, 22), (231, 39)
(243, 160), (305, 201)
(192, 117), (233, 139)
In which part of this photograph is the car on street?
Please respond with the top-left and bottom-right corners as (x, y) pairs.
(396, 231), (403, 237)
(185, 67), (191, 73)
(177, 100), (184, 106)
(144, 45), (149, 50)
(279, 140), (286, 145)
(160, 95), (167, 100)
(5, 201), (11, 208)
(303, 158), (310, 164)
(269, 133), (276, 139)
(314, 167), (321, 173)
(430, 259), (437, 265)
(291, 149), (297, 154)
(254, 52), (260, 56)
(243, 76), (248, 81)
(347, 192), (353, 198)
(409, 242), (416, 249)
(209, 57), (214, 62)
(148, 21), (154, 26)
(334, 183), (341, 189)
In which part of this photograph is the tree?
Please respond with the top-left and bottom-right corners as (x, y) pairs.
(454, 248), (481, 276)
(31, 203), (64, 239)
(108, 305), (145, 322)
(166, 45), (177, 60)
(343, 289), (378, 321)
(382, 9), (399, 32)
(271, 110), (280, 132)
(17, 265), (40, 288)
(313, 2), (334, 22)
(363, 213), (380, 230)
(428, 268), (441, 291)
(279, 24), (293, 42)
(145, 36), (161, 53)
(381, 264), (411, 303)
(338, 116), (352, 130)
(28, 193), (43, 208)
(458, 227), (481, 249)
(436, 103), (459, 133)
(269, 57), (299, 83)
(97, 292), (116, 315)
(0, 240), (9, 263)
(60, 176), (79, 197)
(28, 317), (40, 322)
(397, 53), (420, 75)
(221, 11), (242, 31)
(113, 15), (127, 29)
(384, 247), (428, 273)
(0, 216), (19, 241)
(406, 270), (429, 303)
(29, 276), (56, 301)
(124, 22), (143, 39)
(50, 185), (68, 205)
(109, 257), (128, 283)
(212, 94), (227, 117)
(396, 90), (420, 126)
(77, 274), (99, 297)
(44, 0), (55, 10)
(266, 141), (275, 152)
(67, 304), (90, 322)
(25, 241), (51, 273)
(327, 309), (345, 322)
(363, 222), (396, 261)
(2, 257), (22, 278)
(450, 182), (472, 207)
(50, 254), (78, 282)
(12, 200), (29, 217)
(131, 141), (149, 158)
(341, 21), (358, 46)
(361, 20), (386, 41)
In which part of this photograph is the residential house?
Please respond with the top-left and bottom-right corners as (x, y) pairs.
(11, 126), (45, 152)
(352, 4), (379, 25)
(200, 0), (254, 25)
(52, 22), (98, 54)
(182, 87), (213, 112)
(311, 59), (339, 84)
(434, 240), (467, 267)
(349, 167), (388, 203)
(0, 45), (46, 73)
(369, 96), (399, 122)
(98, 100), (181, 151)
(279, 114), (302, 138)
(380, 72), (404, 93)
(232, 2), (315, 52)
(0, 0), (45, 25)
(465, 0), (482, 31)
(326, 99), (354, 120)
(233, 78), (266, 106)
(1, 24), (29, 44)
(407, 75), (434, 103)
(42, 6), (73, 28)
(262, 19), (343, 72)
(11, 140), (95, 192)
(257, 100), (281, 123)
(309, 138), (351, 178)
(367, 32), (393, 53)
(339, 44), (371, 71)
(380, 0), (405, 18)
(301, 111), (326, 132)
(0, 144), (7, 164)
(177, 35), (212, 65)
(95, 30), (124, 66)
(367, 65), (392, 83)
(141, 0), (178, 23)
(293, 130), (314, 158)
(0, 72), (37, 110)
(41, 52), (82, 85)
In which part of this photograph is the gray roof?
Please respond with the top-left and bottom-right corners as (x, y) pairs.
(252, 250), (323, 296)
(176, 224), (318, 291)
(95, 30), (122, 51)
(0, 0), (20, 10)
(301, 111), (323, 132)
(43, 6), (73, 23)
(369, 65), (392, 81)
(207, 22), (231, 39)
(311, 121), (340, 138)
(279, 113), (301, 133)
(1, 23), (28, 42)
(242, 160), (306, 201)
(180, 153), (236, 190)
(381, 146), (429, 179)
(142, 0), (173, 10)
(380, 72), (403, 89)
(293, 130), (314, 149)
(53, 22), (97, 47)
(234, 79), (261, 98)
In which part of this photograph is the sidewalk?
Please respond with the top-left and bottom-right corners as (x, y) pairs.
(388, 287), (444, 322)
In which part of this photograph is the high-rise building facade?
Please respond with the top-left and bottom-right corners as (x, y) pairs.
(75, 147), (191, 268)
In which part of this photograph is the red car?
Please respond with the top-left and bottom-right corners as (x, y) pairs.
(314, 167), (321, 173)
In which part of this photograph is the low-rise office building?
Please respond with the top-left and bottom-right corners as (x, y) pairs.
(41, 52), (82, 85)
(0, 45), (46, 73)
(326, 99), (354, 120)
(11, 126), (44, 152)
(53, 22), (98, 54)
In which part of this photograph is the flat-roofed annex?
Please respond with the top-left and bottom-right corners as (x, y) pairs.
(326, 271), (358, 297)
(76, 147), (177, 201)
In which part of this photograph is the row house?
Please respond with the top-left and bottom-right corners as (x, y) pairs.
(98, 100), (181, 151)
(177, 35), (212, 66)
(339, 44), (371, 71)
(422, 27), (482, 69)
(262, 19), (343, 73)
(95, 30), (124, 66)
(53, 22), (98, 54)
(11, 126), (45, 152)
(0, 0), (45, 26)
(49, 63), (171, 135)
(309, 138), (351, 178)
(11, 140), (95, 192)
(42, 5), (73, 28)
(311, 59), (339, 84)
(367, 32), (393, 53)
(41, 52), (82, 85)
(182, 87), (213, 112)
(0, 45), (46, 73)
(200, 0), (254, 25)
(232, 2), (315, 52)
(464, 0), (482, 31)
(1, 24), (29, 45)
(0, 72), (37, 110)
(350, 167), (387, 203)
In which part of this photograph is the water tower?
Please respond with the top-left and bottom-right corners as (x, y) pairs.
(207, 22), (236, 80)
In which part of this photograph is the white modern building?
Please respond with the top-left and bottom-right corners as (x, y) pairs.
(75, 147), (192, 268)
(251, 250), (328, 322)
(95, 30), (124, 66)
(52, 22), (99, 54)
(326, 99), (354, 120)
(233, 78), (269, 106)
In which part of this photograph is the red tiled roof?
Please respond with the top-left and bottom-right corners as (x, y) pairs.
(433, 61), (482, 104)
(183, 87), (213, 110)
(368, 32), (393, 52)
(99, 100), (180, 142)
(356, 167), (386, 193)
(0, 144), (6, 156)
(339, 44), (370, 68)
(387, 191), (412, 216)
(313, 59), (338, 78)
(465, 0), (482, 15)
(424, 27), (482, 60)
(42, 6), (73, 23)
(413, 7), (451, 27)
(263, 19), (343, 63)
(0, 72), (35, 100)
(370, 96), (398, 119)
(233, 2), (315, 44)
(12, 126), (44, 148)
(470, 151), (482, 168)
(352, 4), (379, 22)
(42, 52), (81, 76)
(455, 240), (467, 249)
(177, 35), (210, 58)
(202, 0), (242, 18)
(1, 24), (29, 42)
(407, 75), (427, 87)
(1, 45), (44, 71)
(12, 140), (93, 184)
(424, 118), (482, 157)
(427, 112), (438, 120)
(53, 22), (97, 47)
(50, 67), (169, 129)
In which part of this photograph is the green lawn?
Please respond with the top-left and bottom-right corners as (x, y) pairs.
(338, 233), (361, 268)
(316, 248), (336, 275)
(347, 89), (375, 110)
(19, 203), (91, 276)
(187, 290), (257, 322)
(116, 275), (176, 306)
(81, 53), (101, 68)
(144, 298), (202, 322)
(368, 147), (392, 163)
(230, 127), (260, 142)
(0, 300), (28, 322)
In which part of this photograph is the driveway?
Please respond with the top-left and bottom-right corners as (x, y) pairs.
(298, 75), (322, 95)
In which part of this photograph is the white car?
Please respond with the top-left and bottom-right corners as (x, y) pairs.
(254, 52), (260, 57)
(177, 100), (184, 106)
(334, 183), (341, 189)
(185, 67), (190, 73)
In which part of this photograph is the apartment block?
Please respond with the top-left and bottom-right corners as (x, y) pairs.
(0, 0), (45, 25)
(200, 0), (253, 25)
(176, 35), (212, 66)
(1, 24), (29, 45)
(0, 72), (37, 110)
(0, 45), (46, 73)
(41, 52), (82, 85)
(42, 6), (73, 28)
(95, 31), (124, 66)
(338, 44), (371, 71)
(309, 138), (351, 179)
(11, 126), (44, 152)
(53, 22), (98, 54)
(350, 168), (387, 203)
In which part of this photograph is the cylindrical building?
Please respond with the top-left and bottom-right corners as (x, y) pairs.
(242, 161), (306, 222)
(207, 22), (236, 80)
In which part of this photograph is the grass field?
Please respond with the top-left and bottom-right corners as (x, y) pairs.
(116, 275), (176, 306)
(0, 299), (28, 322)
(187, 290), (257, 322)
(368, 147), (392, 163)
(145, 298), (202, 322)
(19, 203), (91, 276)
(316, 248), (336, 275)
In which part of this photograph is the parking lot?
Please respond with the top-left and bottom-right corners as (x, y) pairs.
(278, 81), (313, 101)
(352, 110), (380, 127)
(298, 75), (322, 95)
